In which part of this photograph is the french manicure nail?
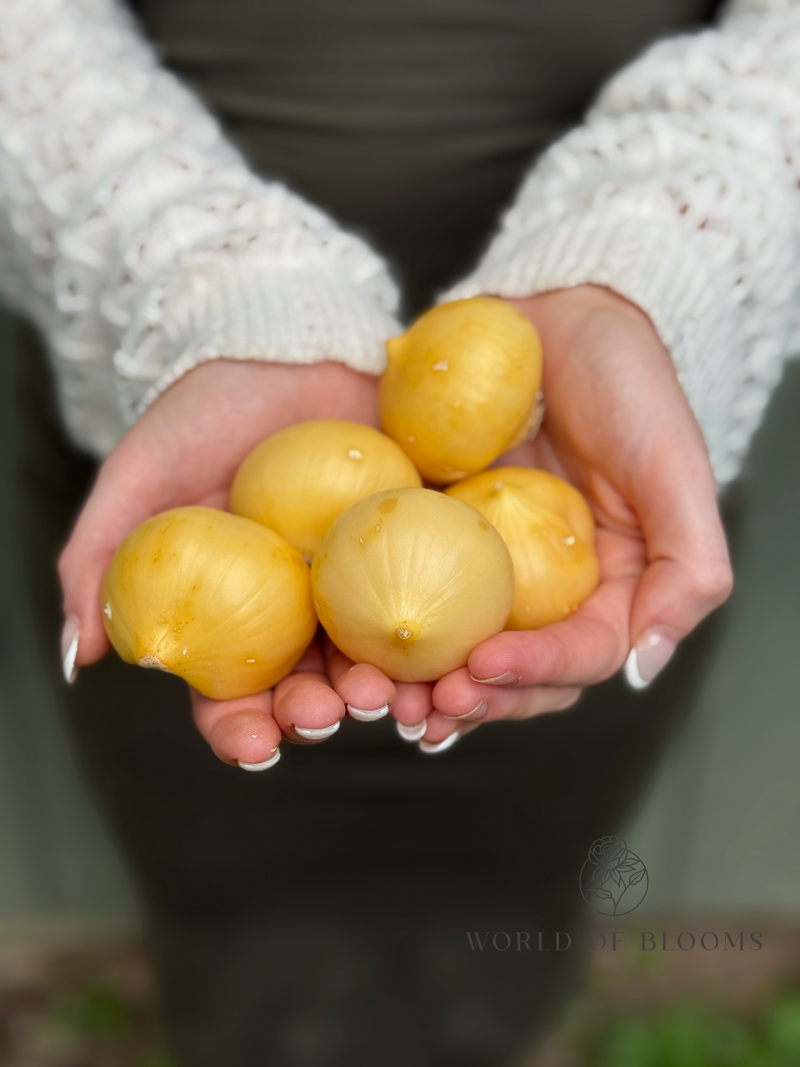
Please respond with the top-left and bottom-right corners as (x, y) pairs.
(442, 699), (488, 723)
(396, 720), (427, 742)
(295, 722), (340, 740)
(419, 730), (461, 755)
(61, 614), (80, 684)
(238, 749), (281, 771)
(468, 671), (518, 686)
(346, 703), (389, 722)
(624, 630), (678, 690)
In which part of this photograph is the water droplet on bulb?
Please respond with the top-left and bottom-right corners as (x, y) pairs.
(103, 602), (112, 619)
(563, 535), (576, 546)
(348, 449), (364, 461)
(432, 360), (449, 372)
(493, 481), (504, 492)
(246, 658), (256, 664)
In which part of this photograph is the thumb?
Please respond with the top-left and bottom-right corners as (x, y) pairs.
(624, 441), (733, 689)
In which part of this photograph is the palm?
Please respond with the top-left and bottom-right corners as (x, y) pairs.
(392, 286), (731, 746)
(60, 359), (384, 768)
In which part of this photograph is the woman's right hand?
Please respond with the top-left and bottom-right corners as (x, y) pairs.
(58, 358), (387, 770)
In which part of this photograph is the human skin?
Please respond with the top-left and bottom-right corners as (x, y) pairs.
(58, 284), (732, 764)
(58, 359), (386, 767)
(383, 285), (734, 750)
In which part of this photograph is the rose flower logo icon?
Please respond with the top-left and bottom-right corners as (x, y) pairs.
(579, 836), (649, 916)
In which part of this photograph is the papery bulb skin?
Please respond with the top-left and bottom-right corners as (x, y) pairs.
(445, 468), (599, 629)
(379, 297), (542, 484)
(230, 419), (422, 560)
(101, 507), (317, 699)
(311, 488), (514, 681)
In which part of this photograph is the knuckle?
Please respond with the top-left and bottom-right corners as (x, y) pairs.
(691, 557), (734, 605)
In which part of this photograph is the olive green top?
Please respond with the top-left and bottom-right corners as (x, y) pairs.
(132, 0), (721, 312)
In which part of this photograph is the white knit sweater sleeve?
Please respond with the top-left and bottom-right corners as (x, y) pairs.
(0, 0), (400, 458)
(445, 0), (800, 486)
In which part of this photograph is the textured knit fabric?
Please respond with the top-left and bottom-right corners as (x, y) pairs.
(1, 0), (799, 483)
(0, 0), (401, 456)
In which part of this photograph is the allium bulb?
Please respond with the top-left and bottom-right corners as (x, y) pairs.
(445, 468), (599, 629)
(230, 419), (422, 560)
(101, 507), (317, 699)
(311, 488), (514, 681)
(379, 297), (542, 484)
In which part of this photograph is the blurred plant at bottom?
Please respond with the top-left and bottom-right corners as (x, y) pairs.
(563, 990), (800, 1067)
(0, 945), (176, 1067)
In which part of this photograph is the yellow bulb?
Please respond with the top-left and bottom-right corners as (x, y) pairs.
(230, 419), (422, 560)
(312, 488), (514, 682)
(101, 507), (317, 699)
(445, 468), (599, 629)
(379, 297), (542, 484)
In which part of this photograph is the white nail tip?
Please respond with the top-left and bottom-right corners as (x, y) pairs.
(63, 633), (79, 685)
(419, 731), (461, 755)
(346, 703), (389, 722)
(295, 722), (340, 740)
(396, 720), (427, 742)
(623, 648), (649, 690)
(238, 750), (281, 772)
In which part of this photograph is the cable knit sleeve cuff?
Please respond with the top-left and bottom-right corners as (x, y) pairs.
(442, 204), (793, 487)
(113, 240), (402, 425)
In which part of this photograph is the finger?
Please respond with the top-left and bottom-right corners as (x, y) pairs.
(323, 637), (395, 723)
(191, 688), (282, 770)
(432, 669), (583, 724)
(625, 432), (733, 688)
(272, 671), (346, 743)
(466, 572), (638, 690)
(57, 445), (179, 675)
(417, 715), (481, 755)
(392, 681), (434, 742)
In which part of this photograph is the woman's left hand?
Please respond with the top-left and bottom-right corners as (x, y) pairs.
(330, 284), (733, 752)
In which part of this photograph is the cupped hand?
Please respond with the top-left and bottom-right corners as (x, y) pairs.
(59, 359), (382, 770)
(340, 284), (734, 751)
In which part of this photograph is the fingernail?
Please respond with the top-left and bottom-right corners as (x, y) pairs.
(468, 671), (518, 686)
(419, 730), (461, 755)
(442, 699), (488, 723)
(624, 630), (678, 690)
(295, 721), (340, 740)
(346, 703), (389, 722)
(238, 749), (281, 771)
(396, 720), (427, 742)
(61, 614), (80, 684)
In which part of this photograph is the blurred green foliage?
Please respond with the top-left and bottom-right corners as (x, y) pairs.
(49, 985), (134, 1039)
(585, 992), (800, 1067)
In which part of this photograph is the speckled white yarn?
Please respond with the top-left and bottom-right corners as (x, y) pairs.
(445, 0), (800, 486)
(1, 0), (799, 481)
(0, 0), (401, 456)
